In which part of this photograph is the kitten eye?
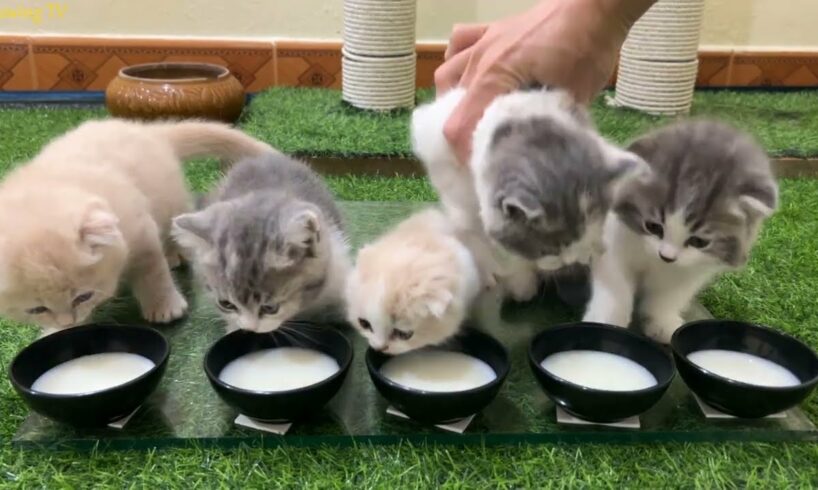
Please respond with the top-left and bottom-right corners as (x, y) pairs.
(218, 300), (237, 312)
(259, 304), (279, 316)
(391, 329), (414, 341)
(686, 236), (710, 249)
(358, 318), (372, 331)
(26, 306), (50, 315)
(72, 291), (94, 307)
(644, 221), (664, 238)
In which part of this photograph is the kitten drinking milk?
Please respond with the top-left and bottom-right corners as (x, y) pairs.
(345, 208), (481, 354)
(173, 152), (350, 333)
(584, 120), (778, 343)
(412, 87), (649, 301)
(0, 119), (270, 335)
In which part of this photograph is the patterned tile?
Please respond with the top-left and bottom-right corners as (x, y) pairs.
(27, 37), (275, 92)
(416, 43), (444, 89)
(731, 52), (818, 87)
(697, 52), (733, 87)
(5, 37), (818, 92)
(0, 36), (34, 90)
(276, 41), (341, 88)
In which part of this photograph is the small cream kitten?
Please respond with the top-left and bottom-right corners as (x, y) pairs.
(412, 87), (647, 301)
(345, 208), (481, 354)
(0, 119), (271, 335)
(583, 120), (778, 343)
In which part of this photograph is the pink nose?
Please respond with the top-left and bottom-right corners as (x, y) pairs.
(659, 253), (676, 263)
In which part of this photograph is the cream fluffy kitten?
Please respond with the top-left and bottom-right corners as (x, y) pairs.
(345, 208), (481, 354)
(0, 119), (271, 335)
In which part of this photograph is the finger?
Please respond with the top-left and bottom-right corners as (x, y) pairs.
(434, 48), (472, 94)
(445, 23), (489, 60)
(444, 77), (515, 165)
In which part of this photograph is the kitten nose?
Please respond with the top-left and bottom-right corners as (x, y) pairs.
(659, 253), (676, 263)
(56, 313), (74, 327)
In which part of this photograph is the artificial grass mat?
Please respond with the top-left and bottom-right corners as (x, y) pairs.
(0, 98), (817, 487)
(242, 87), (818, 158)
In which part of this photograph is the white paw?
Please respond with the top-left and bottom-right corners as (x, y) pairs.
(503, 271), (539, 302)
(643, 315), (683, 344)
(583, 306), (630, 327)
(141, 288), (189, 323)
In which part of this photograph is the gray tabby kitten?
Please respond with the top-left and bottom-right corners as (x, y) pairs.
(172, 152), (350, 333)
(413, 87), (649, 301)
(584, 120), (778, 343)
(470, 88), (650, 273)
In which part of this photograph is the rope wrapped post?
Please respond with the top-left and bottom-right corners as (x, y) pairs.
(614, 0), (705, 115)
(342, 0), (417, 111)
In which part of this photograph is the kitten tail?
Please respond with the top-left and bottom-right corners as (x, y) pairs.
(148, 120), (276, 164)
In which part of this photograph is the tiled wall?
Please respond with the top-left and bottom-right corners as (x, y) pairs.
(1, 36), (817, 92)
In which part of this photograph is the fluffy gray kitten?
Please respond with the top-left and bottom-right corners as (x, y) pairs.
(584, 120), (778, 343)
(413, 87), (649, 301)
(172, 152), (350, 333)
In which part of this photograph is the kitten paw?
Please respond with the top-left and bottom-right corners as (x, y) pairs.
(643, 316), (684, 344)
(141, 288), (188, 324)
(503, 271), (539, 302)
(583, 307), (630, 327)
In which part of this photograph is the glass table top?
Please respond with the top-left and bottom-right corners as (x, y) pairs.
(13, 202), (817, 449)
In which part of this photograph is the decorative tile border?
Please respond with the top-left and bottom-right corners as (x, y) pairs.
(1, 36), (817, 93)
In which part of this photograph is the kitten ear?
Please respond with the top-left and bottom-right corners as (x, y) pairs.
(272, 206), (322, 267)
(425, 289), (454, 319)
(498, 192), (543, 222)
(604, 150), (652, 202)
(738, 182), (778, 219)
(80, 205), (121, 250)
(172, 209), (214, 254)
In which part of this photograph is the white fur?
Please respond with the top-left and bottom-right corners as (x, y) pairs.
(584, 213), (728, 343)
(411, 88), (539, 301)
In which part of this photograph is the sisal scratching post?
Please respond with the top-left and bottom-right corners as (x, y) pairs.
(342, 0), (417, 111)
(614, 0), (705, 115)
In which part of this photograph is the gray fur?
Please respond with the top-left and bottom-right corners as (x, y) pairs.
(484, 113), (633, 261)
(615, 120), (777, 267)
(173, 152), (346, 331)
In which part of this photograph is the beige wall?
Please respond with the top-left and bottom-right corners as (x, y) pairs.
(1, 0), (816, 50)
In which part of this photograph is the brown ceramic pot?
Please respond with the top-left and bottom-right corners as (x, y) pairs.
(105, 62), (246, 123)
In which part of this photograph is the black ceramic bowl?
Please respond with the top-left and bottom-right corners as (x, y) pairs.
(529, 322), (675, 422)
(671, 320), (818, 418)
(366, 327), (510, 424)
(204, 324), (353, 422)
(9, 324), (169, 427)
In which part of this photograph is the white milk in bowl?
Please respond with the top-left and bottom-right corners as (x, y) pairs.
(380, 350), (497, 392)
(32, 352), (155, 395)
(219, 347), (340, 392)
(541, 350), (658, 391)
(687, 349), (800, 387)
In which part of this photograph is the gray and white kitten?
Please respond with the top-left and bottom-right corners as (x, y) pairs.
(413, 87), (648, 301)
(172, 152), (350, 333)
(584, 120), (778, 343)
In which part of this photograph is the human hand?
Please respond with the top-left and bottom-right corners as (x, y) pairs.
(435, 0), (656, 164)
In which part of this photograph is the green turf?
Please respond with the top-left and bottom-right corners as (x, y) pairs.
(242, 87), (818, 158)
(1, 96), (818, 487)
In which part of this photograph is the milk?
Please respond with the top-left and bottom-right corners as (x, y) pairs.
(218, 347), (340, 392)
(380, 350), (497, 392)
(32, 352), (155, 395)
(541, 350), (658, 391)
(687, 349), (800, 387)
